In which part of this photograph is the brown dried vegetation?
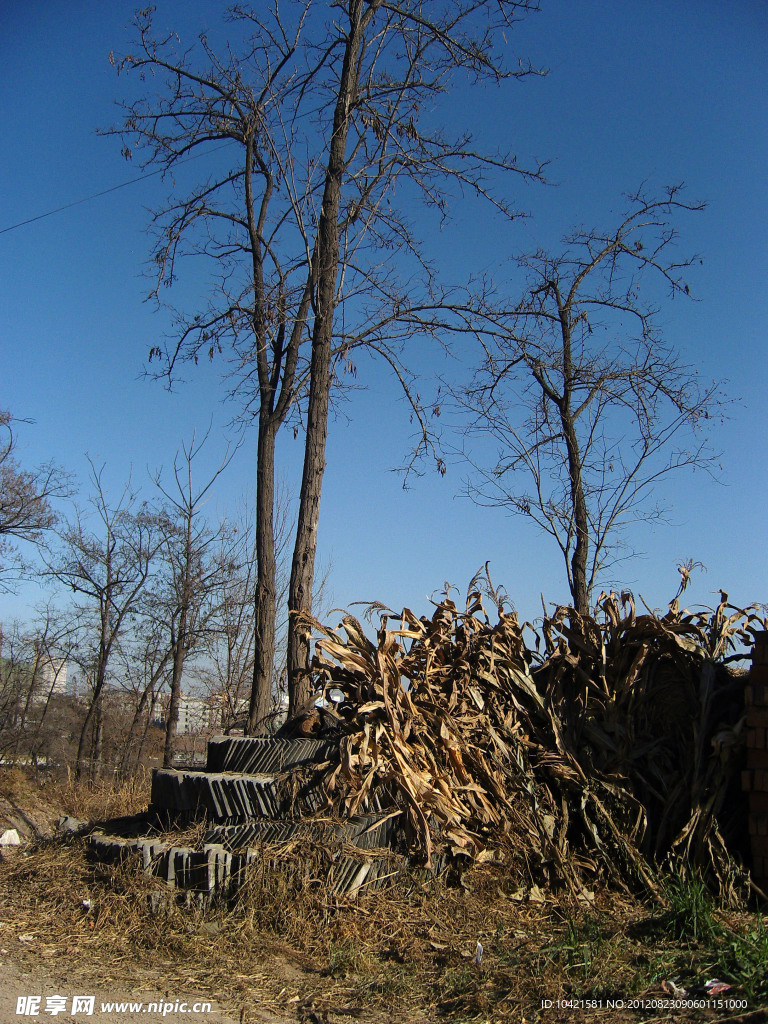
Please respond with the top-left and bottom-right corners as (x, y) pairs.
(304, 573), (764, 901)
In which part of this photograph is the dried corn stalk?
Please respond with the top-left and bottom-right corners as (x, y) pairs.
(301, 576), (765, 898)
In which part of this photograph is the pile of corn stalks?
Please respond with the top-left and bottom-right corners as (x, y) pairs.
(303, 572), (765, 899)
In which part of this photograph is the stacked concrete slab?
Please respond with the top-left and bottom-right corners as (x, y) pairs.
(203, 810), (400, 851)
(207, 736), (337, 774)
(89, 734), (406, 900)
(149, 767), (330, 820)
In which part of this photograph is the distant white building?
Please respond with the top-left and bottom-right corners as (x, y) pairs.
(175, 694), (210, 734)
(31, 657), (68, 704)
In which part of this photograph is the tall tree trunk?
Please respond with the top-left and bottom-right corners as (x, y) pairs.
(559, 379), (589, 614)
(557, 301), (590, 616)
(136, 690), (159, 770)
(19, 645), (41, 744)
(248, 420), (278, 733)
(286, 333), (332, 713)
(121, 669), (163, 773)
(75, 691), (95, 781)
(76, 668), (106, 780)
(286, 0), (365, 714)
(93, 692), (104, 778)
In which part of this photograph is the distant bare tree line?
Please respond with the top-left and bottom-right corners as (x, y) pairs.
(0, 429), (311, 779)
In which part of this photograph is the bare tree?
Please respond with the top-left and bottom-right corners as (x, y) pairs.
(47, 462), (158, 777)
(113, 613), (172, 773)
(0, 621), (40, 762)
(0, 409), (69, 590)
(109, 1), (544, 723)
(15, 610), (80, 768)
(149, 433), (234, 766)
(454, 186), (726, 613)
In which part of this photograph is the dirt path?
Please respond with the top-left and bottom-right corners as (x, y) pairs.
(0, 951), (290, 1023)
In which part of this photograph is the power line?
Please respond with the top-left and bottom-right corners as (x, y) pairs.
(0, 170), (162, 235)
(0, 143), (234, 236)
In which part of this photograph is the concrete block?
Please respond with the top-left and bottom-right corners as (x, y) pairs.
(207, 736), (338, 775)
(151, 768), (290, 821)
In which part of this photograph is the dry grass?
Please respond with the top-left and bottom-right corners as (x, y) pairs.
(2, 827), (765, 1022)
(55, 766), (153, 822)
(0, 762), (153, 834)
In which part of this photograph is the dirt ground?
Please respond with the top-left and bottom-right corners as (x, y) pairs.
(0, 912), (396, 1024)
(0, 954), (252, 1023)
(0, 776), (283, 1023)
(1, 769), (766, 1024)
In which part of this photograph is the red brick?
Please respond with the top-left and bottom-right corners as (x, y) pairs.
(748, 749), (768, 771)
(747, 706), (768, 729)
(749, 792), (768, 815)
(747, 680), (768, 703)
(746, 727), (766, 749)
(752, 633), (768, 663)
(749, 815), (768, 836)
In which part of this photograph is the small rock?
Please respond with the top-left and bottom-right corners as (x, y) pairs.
(0, 829), (21, 846)
(57, 816), (86, 835)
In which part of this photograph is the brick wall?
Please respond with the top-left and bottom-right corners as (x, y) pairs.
(743, 630), (768, 892)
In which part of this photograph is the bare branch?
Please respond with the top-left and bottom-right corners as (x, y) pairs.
(451, 188), (727, 612)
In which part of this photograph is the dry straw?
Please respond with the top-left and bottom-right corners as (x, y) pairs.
(302, 571), (765, 901)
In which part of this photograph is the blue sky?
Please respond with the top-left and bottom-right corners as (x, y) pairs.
(1, 0), (766, 630)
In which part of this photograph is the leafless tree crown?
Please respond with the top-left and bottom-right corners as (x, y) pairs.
(454, 186), (727, 612)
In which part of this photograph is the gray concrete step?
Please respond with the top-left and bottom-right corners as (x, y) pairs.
(88, 832), (401, 898)
(89, 834), (256, 894)
(85, 738), (418, 904)
(206, 736), (338, 775)
(203, 811), (401, 851)
(150, 767), (328, 822)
